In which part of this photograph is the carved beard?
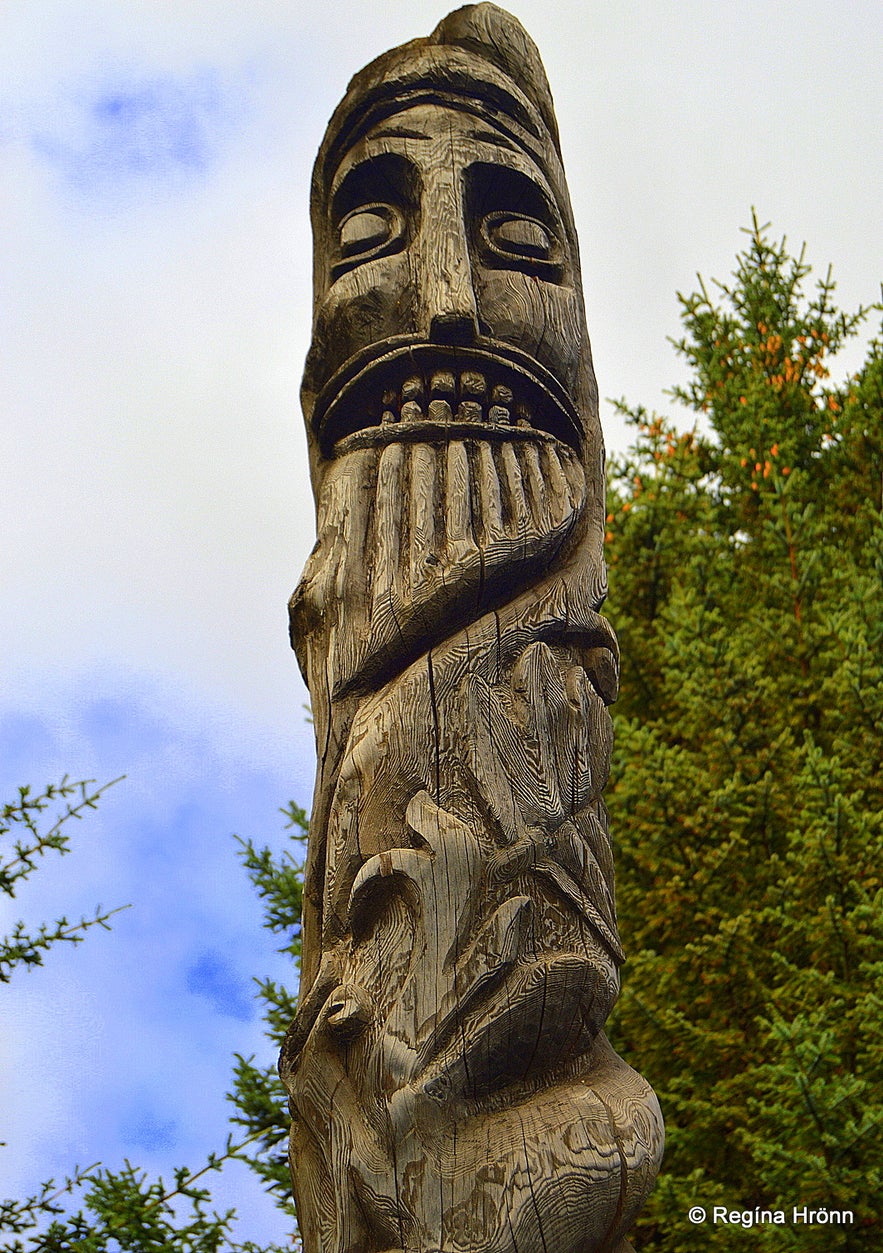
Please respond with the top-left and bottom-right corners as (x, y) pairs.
(291, 361), (587, 701)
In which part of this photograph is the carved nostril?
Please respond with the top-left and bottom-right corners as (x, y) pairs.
(428, 310), (480, 345)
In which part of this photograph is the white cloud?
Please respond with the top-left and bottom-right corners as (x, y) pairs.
(28, 66), (246, 203)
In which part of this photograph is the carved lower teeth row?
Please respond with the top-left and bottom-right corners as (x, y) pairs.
(379, 373), (532, 427)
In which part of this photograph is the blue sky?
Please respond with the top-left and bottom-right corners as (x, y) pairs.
(2, 0), (880, 1243)
(31, 68), (237, 194)
(0, 672), (312, 1238)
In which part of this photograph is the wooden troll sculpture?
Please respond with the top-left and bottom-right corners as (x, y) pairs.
(281, 7), (663, 1250)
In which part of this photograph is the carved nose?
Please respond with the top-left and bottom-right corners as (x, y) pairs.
(430, 308), (479, 344)
(421, 219), (481, 345)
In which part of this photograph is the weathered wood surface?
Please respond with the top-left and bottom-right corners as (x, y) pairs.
(281, 6), (663, 1250)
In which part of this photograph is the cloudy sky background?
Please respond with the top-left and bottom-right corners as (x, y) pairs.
(2, 0), (880, 1241)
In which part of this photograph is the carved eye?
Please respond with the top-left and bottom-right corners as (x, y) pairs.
(480, 211), (560, 268)
(335, 204), (404, 273)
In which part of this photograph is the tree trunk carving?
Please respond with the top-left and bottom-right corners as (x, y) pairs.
(281, 6), (664, 1250)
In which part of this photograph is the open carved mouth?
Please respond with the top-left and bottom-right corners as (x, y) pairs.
(313, 343), (582, 457)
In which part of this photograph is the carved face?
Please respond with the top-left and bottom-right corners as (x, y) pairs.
(302, 103), (588, 463)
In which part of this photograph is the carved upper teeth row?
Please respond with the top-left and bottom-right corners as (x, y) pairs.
(380, 371), (533, 427)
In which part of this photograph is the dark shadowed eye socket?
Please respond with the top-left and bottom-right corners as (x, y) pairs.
(466, 163), (564, 279)
(333, 203), (405, 275)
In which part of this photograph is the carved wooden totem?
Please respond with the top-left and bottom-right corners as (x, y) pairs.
(281, 6), (663, 1251)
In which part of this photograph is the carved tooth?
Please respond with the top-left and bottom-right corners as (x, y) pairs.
(460, 370), (487, 400)
(401, 400), (423, 422)
(498, 439), (526, 538)
(428, 398), (453, 422)
(456, 400), (483, 423)
(381, 410), (397, 424)
(409, 443), (437, 588)
(490, 386), (512, 424)
(401, 376), (424, 403)
(514, 401), (533, 428)
(445, 441), (473, 560)
(491, 383), (513, 406)
(476, 441), (505, 541)
(373, 441), (405, 612)
(518, 440), (550, 529)
(541, 443), (572, 526)
(559, 445), (587, 509)
(430, 370), (456, 399)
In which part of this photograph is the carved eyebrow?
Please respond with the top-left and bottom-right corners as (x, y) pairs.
(470, 128), (520, 153)
(370, 126), (429, 141)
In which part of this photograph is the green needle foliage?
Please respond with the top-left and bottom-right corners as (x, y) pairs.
(227, 803), (308, 1210)
(605, 214), (883, 1250)
(0, 786), (306, 1251)
(1, 778), (127, 983)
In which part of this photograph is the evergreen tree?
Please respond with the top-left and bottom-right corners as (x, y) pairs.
(606, 214), (883, 1250)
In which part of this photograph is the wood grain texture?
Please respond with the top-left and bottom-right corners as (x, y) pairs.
(283, 5), (663, 1249)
